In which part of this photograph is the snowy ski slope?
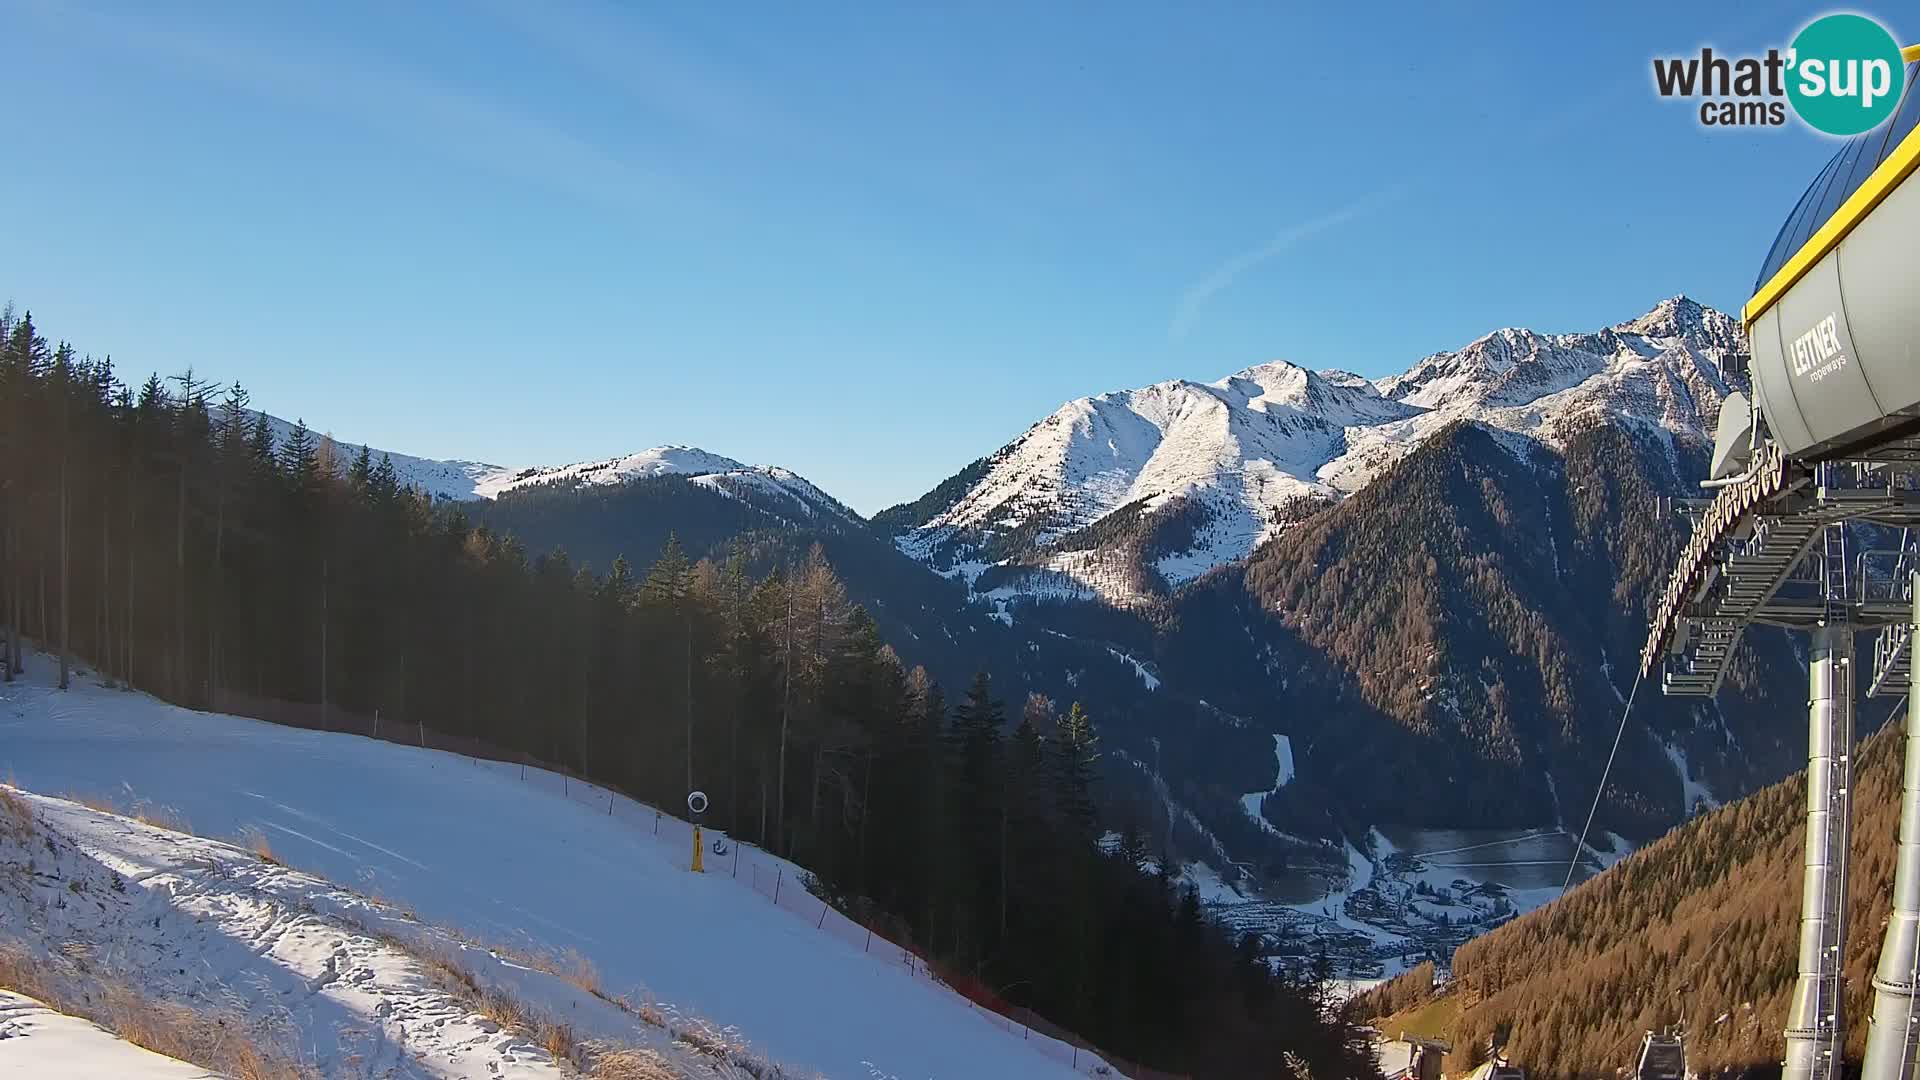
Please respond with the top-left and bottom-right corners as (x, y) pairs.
(0, 654), (1099, 1080)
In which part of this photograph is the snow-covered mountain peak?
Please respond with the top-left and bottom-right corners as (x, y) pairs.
(252, 417), (855, 524)
(1617, 294), (1714, 338)
(891, 298), (1748, 605)
(1213, 360), (1416, 426)
(1378, 326), (1574, 411)
(1316, 368), (1380, 393)
(1374, 298), (1741, 418)
(474, 445), (753, 498)
(464, 445), (860, 523)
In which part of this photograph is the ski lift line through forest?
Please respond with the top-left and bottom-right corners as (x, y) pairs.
(1590, 908), (1745, 1068)
(1596, 680), (1898, 1080)
(1561, 666), (1647, 898)
(1572, 819), (1810, 1074)
(1600, 690), (1913, 1060)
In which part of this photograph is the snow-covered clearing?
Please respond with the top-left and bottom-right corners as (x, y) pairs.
(1664, 743), (1720, 815)
(1236, 735), (1297, 838)
(1176, 860), (1250, 906)
(0, 654), (1098, 1080)
(1105, 647), (1160, 691)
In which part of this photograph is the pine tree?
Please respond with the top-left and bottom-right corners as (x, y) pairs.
(644, 534), (696, 796)
(349, 444), (374, 495)
(247, 412), (274, 465)
(1052, 700), (1100, 846)
(51, 342), (73, 689)
(946, 670), (1005, 963)
(370, 453), (398, 504)
(280, 419), (317, 492)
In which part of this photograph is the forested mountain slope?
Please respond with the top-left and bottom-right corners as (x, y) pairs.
(1167, 419), (1807, 841)
(1354, 714), (1910, 1076)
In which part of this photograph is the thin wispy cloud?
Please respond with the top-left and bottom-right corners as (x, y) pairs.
(1169, 185), (1407, 343)
(28, 2), (674, 214)
(1166, 0), (1816, 345)
(480, 0), (769, 141)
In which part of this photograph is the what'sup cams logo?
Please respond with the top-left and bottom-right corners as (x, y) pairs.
(1653, 12), (1906, 135)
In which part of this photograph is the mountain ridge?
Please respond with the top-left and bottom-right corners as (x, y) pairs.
(254, 412), (859, 526)
(883, 295), (1742, 606)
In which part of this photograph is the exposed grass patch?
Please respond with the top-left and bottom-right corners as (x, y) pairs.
(240, 825), (283, 865)
(409, 944), (583, 1068)
(133, 802), (192, 835)
(561, 947), (603, 996)
(538, 1017), (577, 1062)
(367, 887), (417, 920)
(588, 1048), (686, 1079)
(0, 941), (314, 1079)
(53, 788), (193, 835)
(0, 784), (32, 839)
(494, 940), (606, 998)
(1375, 990), (1460, 1043)
(391, 930), (787, 1078)
(476, 980), (529, 1031)
(60, 790), (121, 815)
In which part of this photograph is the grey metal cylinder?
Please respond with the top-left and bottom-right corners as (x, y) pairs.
(1863, 575), (1920, 1080)
(1786, 625), (1855, 1080)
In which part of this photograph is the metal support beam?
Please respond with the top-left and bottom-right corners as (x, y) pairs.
(1786, 623), (1856, 1080)
(1863, 571), (1920, 1079)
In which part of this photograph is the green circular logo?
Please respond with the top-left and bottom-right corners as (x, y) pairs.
(1787, 14), (1906, 135)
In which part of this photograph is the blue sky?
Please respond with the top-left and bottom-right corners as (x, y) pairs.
(0, 1), (1902, 512)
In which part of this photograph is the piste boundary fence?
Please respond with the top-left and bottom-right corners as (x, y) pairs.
(204, 687), (1189, 1080)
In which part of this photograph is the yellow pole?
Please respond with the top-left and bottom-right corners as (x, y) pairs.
(691, 824), (705, 873)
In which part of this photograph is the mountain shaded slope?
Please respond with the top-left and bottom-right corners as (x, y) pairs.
(1355, 713), (1910, 1076)
(1144, 416), (1805, 843)
(462, 462), (1291, 853)
(466, 468), (1048, 695)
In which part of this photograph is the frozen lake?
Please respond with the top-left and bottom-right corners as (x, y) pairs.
(1376, 825), (1612, 891)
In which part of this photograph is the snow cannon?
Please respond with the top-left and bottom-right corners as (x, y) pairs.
(1738, 48), (1920, 465)
(688, 790), (709, 873)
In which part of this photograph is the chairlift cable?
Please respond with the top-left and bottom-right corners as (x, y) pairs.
(1561, 667), (1645, 898)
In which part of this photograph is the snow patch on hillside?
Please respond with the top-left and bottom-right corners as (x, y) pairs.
(1107, 648), (1160, 690)
(1237, 735), (1296, 838)
(1178, 861), (1252, 907)
(1665, 743), (1720, 815)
